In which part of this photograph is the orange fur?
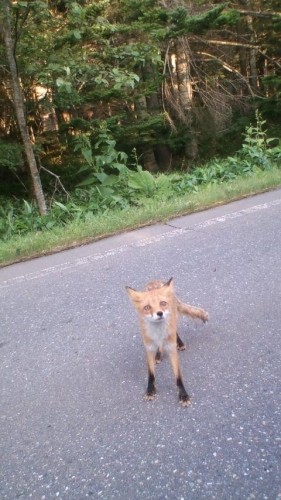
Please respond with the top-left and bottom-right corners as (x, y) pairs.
(125, 278), (208, 406)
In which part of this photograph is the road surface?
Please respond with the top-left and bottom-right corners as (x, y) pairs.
(1, 189), (281, 499)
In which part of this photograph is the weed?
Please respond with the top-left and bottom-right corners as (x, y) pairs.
(0, 114), (280, 244)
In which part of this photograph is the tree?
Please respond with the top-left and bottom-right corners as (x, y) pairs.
(0, 0), (47, 214)
(0, 0), (281, 203)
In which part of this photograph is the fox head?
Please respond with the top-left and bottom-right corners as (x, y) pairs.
(125, 278), (174, 323)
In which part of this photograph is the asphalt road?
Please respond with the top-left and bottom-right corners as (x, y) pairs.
(1, 189), (281, 500)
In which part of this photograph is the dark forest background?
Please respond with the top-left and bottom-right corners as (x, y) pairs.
(1, 0), (281, 215)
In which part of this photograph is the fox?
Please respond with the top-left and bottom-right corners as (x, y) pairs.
(125, 278), (208, 406)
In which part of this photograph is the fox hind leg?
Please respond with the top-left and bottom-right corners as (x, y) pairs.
(155, 346), (163, 363)
(168, 345), (190, 406)
(176, 333), (186, 351)
(177, 376), (190, 406)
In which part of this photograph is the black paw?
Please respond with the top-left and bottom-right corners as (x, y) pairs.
(145, 387), (156, 400)
(179, 393), (191, 407)
(177, 343), (186, 351)
(155, 350), (162, 363)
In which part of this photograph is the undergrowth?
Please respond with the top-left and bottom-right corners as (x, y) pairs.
(0, 113), (281, 242)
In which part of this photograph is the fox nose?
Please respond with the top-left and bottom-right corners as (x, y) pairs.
(157, 311), (163, 318)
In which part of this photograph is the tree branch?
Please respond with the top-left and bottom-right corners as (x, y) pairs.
(204, 39), (281, 70)
(197, 51), (255, 96)
(237, 10), (281, 19)
(207, 39), (258, 50)
(39, 165), (71, 203)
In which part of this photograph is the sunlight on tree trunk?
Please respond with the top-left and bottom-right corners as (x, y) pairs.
(175, 38), (193, 113)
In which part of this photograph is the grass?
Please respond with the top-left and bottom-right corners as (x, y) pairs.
(1, 166), (281, 267)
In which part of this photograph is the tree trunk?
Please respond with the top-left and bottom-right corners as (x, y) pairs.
(175, 38), (193, 114)
(1, 0), (47, 214)
(144, 63), (171, 171)
(173, 39), (198, 164)
(244, 1), (258, 91)
(135, 94), (159, 172)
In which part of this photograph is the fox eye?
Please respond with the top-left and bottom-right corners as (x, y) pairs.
(160, 301), (167, 307)
(144, 305), (151, 311)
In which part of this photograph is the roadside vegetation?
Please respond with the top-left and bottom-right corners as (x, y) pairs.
(0, 113), (280, 266)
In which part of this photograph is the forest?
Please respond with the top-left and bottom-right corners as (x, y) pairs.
(0, 0), (281, 248)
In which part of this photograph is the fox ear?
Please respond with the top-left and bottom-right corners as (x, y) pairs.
(125, 286), (143, 303)
(164, 277), (173, 287)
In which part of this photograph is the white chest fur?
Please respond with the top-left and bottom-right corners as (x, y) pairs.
(144, 318), (169, 350)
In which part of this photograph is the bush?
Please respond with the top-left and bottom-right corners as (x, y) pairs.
(0, 114), (280, 241)
(0, 142), (24, 172)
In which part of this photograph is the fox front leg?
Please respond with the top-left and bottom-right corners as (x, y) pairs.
(145, 349), (157, 400)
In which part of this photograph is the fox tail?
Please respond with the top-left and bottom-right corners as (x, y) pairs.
(177, 298), (209, 323)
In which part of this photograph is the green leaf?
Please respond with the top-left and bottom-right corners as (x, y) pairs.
(72, 30), (82, 40)
(53, 201), (69, 212)
(76, 164), (90, 174)
(23, 200), (32, 214)
(97, 186), (114, 197)
(127, 167), (155, 195)
(56, 77), (65, 87)
(95, 172), (108, 183)
(100, 174), (120, 186)
(156, 174), (172, 192)
(76, 176), (96, 187)
(81, 148), (93, 166)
